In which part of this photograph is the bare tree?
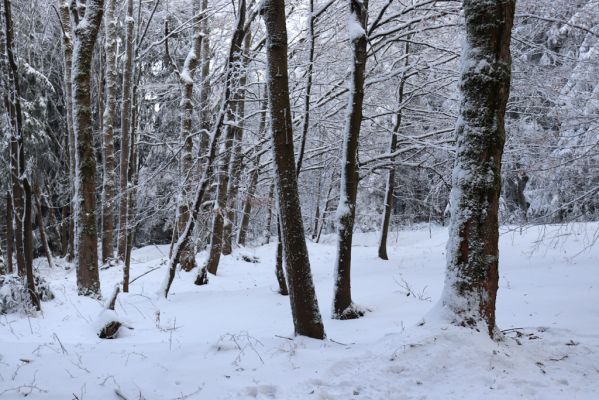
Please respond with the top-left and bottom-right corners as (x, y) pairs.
(441, 0), (515, 337)
(101, 0), (118, 264)
(117, 0), (135, 261)
(262, 0), (325, 339)
(332, 0), (368, 320)
(70, 0), (104, 297)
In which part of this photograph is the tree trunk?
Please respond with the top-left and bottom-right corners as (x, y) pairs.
(5, 194), (13, 274)
(22, 179), (39, 310)
(378, 42), (409, 260)
(222, 31), (252, 256)
(162, 0), (247, 297)
(117, 0), (135, 261)
(202, 0), (247, 277)
(177, 0), (203, 272)
(262, 0), (325, 339)
(34, 184), (53, 269)
(3, 0), (25, 277)
(237, 151), (262, 247)
(71, 0), (104, 298)
(101, 0), (118, 264)
(58, 0), (76, 263)
(332, 0), (368, 320)
(441, 0), (515, 338)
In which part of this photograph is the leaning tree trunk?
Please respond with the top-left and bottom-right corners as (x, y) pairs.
(162, 0), (247, 298)
(117, 0), (135, 261)
(33, 184), (53, 269)
(177, 0), (203, 272)
(378, 42), (409, 260)
(441, 0), (515, 338)
(202, 0), (247, 277)
(222, 31), (252, 256)
(101, 0), (118, 264)
(332, 0), (368, 320)
(262, 0), (325, 339)
(71, 0), (104, 298)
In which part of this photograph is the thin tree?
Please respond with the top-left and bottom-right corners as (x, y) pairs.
(176, 0), (204, 272)
(441, 0), (515, 337)
(201, 0), (247, 279)
(378, 41), (409, 260)
(70, 0), (104, 297)
(332, 0), (368, 320)
(117, 0), (135, 260)
(101, 0), (118, 264)
(262, 0), (325, 339)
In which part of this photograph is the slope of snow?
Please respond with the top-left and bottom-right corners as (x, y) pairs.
(1, 223), (598, 399)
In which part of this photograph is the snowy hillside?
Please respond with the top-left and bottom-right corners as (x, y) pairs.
(1, 223), (598, 399)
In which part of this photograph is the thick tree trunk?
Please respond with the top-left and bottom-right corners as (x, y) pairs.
(441, 0), (515, 338)
(3, 0), (25, 277)
(333, 0), (368, 320)
(262, 0), (325, 339)
(101, 0), (118, 264)
(71, 0), (104, 298)
(117, 0), (135, 260)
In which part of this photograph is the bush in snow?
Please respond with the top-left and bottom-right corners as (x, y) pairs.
(0, 274), (54, 315)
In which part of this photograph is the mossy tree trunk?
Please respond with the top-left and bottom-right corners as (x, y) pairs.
(441, 0), (515, 338)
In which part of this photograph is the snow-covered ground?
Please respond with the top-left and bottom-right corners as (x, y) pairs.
(1, 223), (598, 399)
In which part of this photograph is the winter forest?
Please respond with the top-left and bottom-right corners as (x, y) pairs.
(0, 0), (598, 398)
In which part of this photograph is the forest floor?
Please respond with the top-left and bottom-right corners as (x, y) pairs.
(1, 223), (598, 399)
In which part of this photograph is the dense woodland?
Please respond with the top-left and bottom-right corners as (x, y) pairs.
(0, 0), (597, 337)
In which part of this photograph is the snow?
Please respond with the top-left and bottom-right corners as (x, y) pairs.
(347, 11), (366, 42)
(1, 223), (599, 399)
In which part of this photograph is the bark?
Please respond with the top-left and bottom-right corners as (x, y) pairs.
(274, 221), (288, 295)
(441, 0), (515, 338)
(34, 184), (54, 269)
(177, 1), (203, 272)
(237, 147), (264, 246)
(333, 0), (368, 320)
(197, 0), (211, 157)
(58, 0), (76, 263)
(71, 0), (104, 298)
(5, 194), (13, 274)
(101, 0), (118, 264)
(263, 181), (274, 244)
(262, 0), (325, 339)
(378, 42), (409, 260)
(3, 0), (25, 277)
(22, 179), (39, 310)
(117, 0), (135, 260)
